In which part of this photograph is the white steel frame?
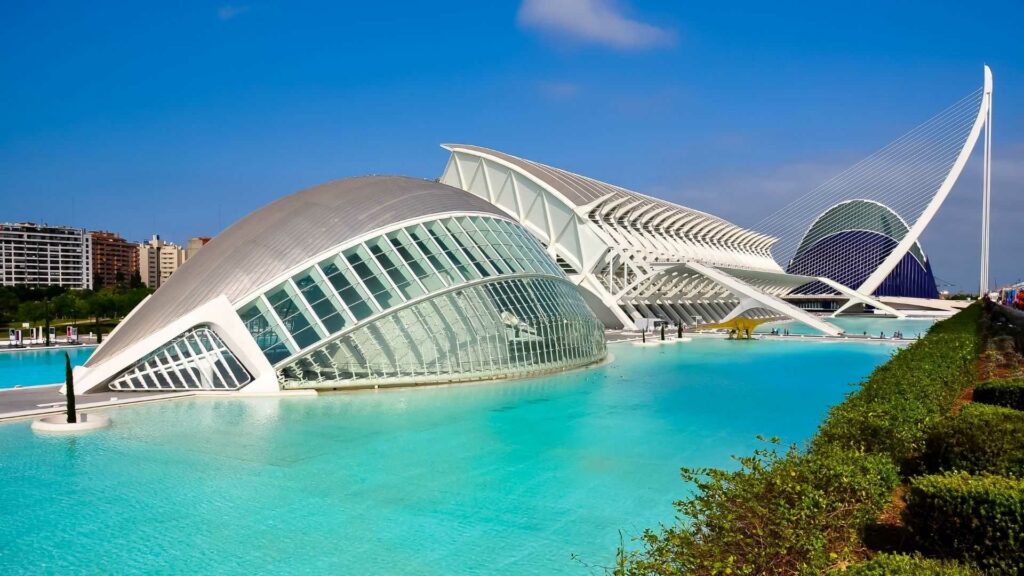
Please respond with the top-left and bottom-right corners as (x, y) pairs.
(440, 145), (849, 333)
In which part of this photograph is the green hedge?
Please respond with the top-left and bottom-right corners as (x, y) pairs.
(621, 444), (898, 575)
(974, 378), (1024, 411)
(618, 306), (984, 575)
(904, 473), (1024, 575)
(844, 553), (979, 575)
(814, 304), (981, 465)
(920, 403), (1024, 477)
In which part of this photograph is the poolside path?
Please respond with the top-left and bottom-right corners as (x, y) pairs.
(606, 330), (919, 345)
(0, 384), (189, 422)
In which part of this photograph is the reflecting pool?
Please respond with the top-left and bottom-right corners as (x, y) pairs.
(758, 316), (937, 338)
(0, 338), (897, 574)
(0, 346), (95, 389)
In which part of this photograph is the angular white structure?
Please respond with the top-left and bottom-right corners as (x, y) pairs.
(760, 66), (994, 305)
(74, 177), (607, 395)
(439, 68), (992, 328)
(439, 145), (863, 335)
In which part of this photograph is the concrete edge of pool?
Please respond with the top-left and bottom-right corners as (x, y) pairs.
(0, 328), (912, 425)
(0, 353), (619, 423)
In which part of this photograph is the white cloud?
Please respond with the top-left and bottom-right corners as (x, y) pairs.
(218, 5), (250, 21)
(518, 0), (674, 50)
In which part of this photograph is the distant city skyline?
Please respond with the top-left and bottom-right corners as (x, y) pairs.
(1, 1), (1021, 291)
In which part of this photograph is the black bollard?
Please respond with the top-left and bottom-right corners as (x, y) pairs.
(678, 323), (683, 338)
(65, 352), (77, 424)
(642, 329), (646, 343)
(661, 323), (666, 341)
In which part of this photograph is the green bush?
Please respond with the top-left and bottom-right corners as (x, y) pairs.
(920, 403), (1024, 477)
(904, 473), (1024, 575)
(844, 553), (979, 575)
(618, 306), (984, 575)
(619, 443), (898, 576)
(814, 304), (981, 465)
(974, 378), (1024, 411)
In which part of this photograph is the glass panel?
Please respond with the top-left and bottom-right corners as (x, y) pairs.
(293, 269), (348, 334)
(238, 299), (294, 359)
(462, 216), (509, 275)
(107, 327), (253, 392)
(368, 238), (424, 300)
(427, 220), (479, 280)
(443, 218), (493, 277)
(320, 256), (378, 320)
(266, 283), (323, 349)
(277, 277), (606, 389)
(345, 245), (400, 309)
(407, 224), (461, 285)
(388, 230), (445, 292)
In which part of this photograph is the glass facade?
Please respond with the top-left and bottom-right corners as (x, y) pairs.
(236, 215), (565, 365)
(278, 276), (606, 388)
(108, 327), (251, 391)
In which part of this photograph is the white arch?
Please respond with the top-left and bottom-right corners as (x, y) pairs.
(859, 69), (991, 293)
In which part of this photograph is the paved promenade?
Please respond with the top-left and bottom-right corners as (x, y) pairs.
(0, 384), (189, 423)
(606, 330), (919, 345)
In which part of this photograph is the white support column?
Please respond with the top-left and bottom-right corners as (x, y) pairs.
(817, 276), (907, 318)
(685, 261), (843, 336)
(857, 66), (993, 296)
(981, 67), (993, 296)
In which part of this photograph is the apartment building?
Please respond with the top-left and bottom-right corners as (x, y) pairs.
(0, 222), (92, 289)
(90, 230), (139, 287)
(138, 235), (185, 288)
(185, 236), (211, 261)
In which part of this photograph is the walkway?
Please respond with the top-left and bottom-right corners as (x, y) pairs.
(0, 385), (190, 422)
(606, 329), (919, 345)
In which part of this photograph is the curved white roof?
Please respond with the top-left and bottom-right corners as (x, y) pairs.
(442, 144), (777, 257)
(87, 176), (505, 367)
(444, 143), (729, 219)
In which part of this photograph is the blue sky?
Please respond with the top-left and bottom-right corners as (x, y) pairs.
(1, 1), (1021, 291)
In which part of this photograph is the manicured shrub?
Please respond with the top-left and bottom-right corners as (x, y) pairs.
(619, 443), (898, 576)
(904, 473), (1024, 575)
(618, 306), (997, 575)
(974, 378), (1024, 411)
(815, 304), (981, 465)
(920, 403), (1024, 477)
(844, 553), (979, 575)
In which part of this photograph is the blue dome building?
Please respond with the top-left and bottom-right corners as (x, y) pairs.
(786, 199), (938, 299)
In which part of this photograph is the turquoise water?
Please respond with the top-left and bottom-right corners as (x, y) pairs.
(758, 316), (937, 338)
(0, 346), (95, 389)
(0, 339), (896, 574)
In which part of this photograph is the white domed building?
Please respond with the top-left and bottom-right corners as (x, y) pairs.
(74, 177), (607, 395)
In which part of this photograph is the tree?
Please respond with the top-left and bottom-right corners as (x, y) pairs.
(51, 292), (83, 320)
(0, 287), (17, 324)
(65, 352), (76, 424)
(17, 301), (45, 322)
(84, 291), (117, 321)
(129, 271), (144, 289)
(116, 287), (151, 317)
